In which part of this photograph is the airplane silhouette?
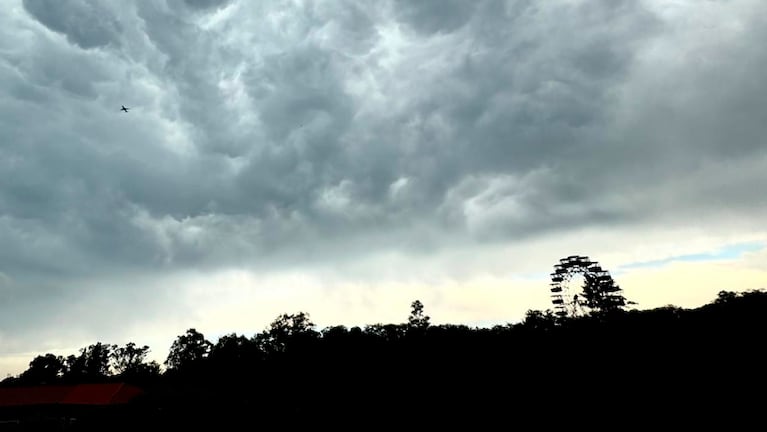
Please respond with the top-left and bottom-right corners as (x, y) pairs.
(121, 105), (130, 113)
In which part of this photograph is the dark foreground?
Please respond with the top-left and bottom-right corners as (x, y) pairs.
(2, 290), (765, 429)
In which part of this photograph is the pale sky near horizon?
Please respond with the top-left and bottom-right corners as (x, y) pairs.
(2, 0), (767, 376)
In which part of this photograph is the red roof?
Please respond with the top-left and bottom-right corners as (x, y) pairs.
(0, 383), (143, 407)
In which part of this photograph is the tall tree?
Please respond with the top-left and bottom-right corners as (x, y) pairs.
(111, 342), (159, 378)
(257, 312), (317, 354)
(165, 328), (212, 371)
(64, 343), (114, 381)
(581, 274), (627, 314)
(208, 333), (263, 379)
(408, 300), (431, 330)
(210, 333), (260, 361)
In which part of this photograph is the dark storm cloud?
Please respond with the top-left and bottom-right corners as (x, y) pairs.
(22, 0), (124, 49)
(4, 0), (766, 276)
(181, 0), (234, 11)
(394, 0), (477, 35)
(2, 0), (767, 357)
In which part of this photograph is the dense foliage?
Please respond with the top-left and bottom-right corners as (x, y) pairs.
(3, 291), (765, 427)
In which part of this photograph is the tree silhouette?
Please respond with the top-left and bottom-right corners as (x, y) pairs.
(111, 342), (150, 374)
(522, 309), (557, 331)
(209, 333), (263, 370)
(408, 300), (430, 330)
(714, 290), (739, 304)
(64, 342), (114, 381)
(19, 354), (66, 384)
(165, 328), (212, 371)
(581, 273), (627, 314)
(257, 312), (317, 354)
(111, 342), (160, 381)
(4, 289), (766, 427)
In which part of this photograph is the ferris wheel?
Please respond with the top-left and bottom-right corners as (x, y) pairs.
(549, 255), (625, 317)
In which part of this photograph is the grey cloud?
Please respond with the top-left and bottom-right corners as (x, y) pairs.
(182, 0), (233, 11)
(315, 0), (662, 223)
(394, 0), (477, 35)
(23, 0), (124, 49)
(136, 2), (257, 158)
(0, 0), (765, 300)
(2, 0), (767, 374)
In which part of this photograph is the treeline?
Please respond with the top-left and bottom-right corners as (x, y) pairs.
(3, 291), (766, 426)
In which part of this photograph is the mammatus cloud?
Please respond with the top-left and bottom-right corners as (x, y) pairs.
(182, 0), (233, 11)
(1, 0), (766, 375)
(22, 0), (124, 49)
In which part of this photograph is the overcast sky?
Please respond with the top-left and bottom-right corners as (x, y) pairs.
(2, 0), (766, 375)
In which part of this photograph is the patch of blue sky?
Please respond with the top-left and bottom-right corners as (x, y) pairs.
(617, 241), (765, 271)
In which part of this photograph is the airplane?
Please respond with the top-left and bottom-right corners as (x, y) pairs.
(121, 105), (130, 113)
